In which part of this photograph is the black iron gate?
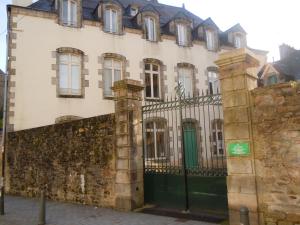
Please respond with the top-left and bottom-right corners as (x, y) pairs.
(142, 88), (228, 216)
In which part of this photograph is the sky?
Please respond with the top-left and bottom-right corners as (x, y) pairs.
(0, 0), (300, 72)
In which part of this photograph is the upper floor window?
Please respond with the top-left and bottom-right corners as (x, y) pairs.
(145, 63), (160, 99)
(103, 58), (122, 97)
(59, 53), (82, 96)
(208, 70), (220, 94)
(61, 0), (78, 26)
(145, 17), (156, 41)
(104, 8), (118, 33)
(178, 67), (193, 96)
(234, 35), (242, 48)
(130, 7), (138, 16)
(177, 23), (188, 46)
(206, 30), (215, 51)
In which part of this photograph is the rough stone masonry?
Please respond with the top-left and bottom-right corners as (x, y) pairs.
(5, 114), (116, 208)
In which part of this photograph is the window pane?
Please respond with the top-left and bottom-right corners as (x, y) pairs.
(152, 64), (158, 71)
(219, 148), (224, 155)
(218, 131), (223, 141)
(114, 60), (121, 69)
(153, 73), (159, 98)
(104, 9), (110, 31)
(156, 120), (165, 129)
(212, 131), (216, 142)
(104, 59), (112, 68)
(60, 54), (68, 62)
(114, 69), (121, 82)
(104, 68), (112, 96)
(145, 73), (151, 98)
(146, 121), (154, 129)
(70, 1), (77, 25)
(59, 64), (69, 92)
(145, 63), (150, 71)
(184, 76), (192, 95)
(146, 131), (155, 158)
(62, 0), (68, 23)
(71, 55), (80, 64)
(156, 131), (165, 157)
(71, 65), (80, 94)
(112, 10), (117, 32)
(213, 146), (218, 155)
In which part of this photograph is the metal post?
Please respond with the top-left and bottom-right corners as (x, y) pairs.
(38, 190), (46, 225)
(176, 83), (189, 213)
(240, 206), (250, 225)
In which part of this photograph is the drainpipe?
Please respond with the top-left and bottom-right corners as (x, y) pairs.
(0, 6), (11, 215)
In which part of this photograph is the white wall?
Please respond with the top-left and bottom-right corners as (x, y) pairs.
(10, 11), (265, 131)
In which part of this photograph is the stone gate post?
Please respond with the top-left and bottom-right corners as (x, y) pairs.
(215, 49), (260, 225)
(112, 79), (144, 211)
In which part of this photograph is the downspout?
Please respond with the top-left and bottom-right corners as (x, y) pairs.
(0, 6), (11, 215)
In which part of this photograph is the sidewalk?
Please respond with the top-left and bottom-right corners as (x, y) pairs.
(0, 195), (219, 225)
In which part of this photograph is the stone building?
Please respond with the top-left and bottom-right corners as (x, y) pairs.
(0, 69), (5, 116)
(6, 0), (267, 132)
(258, 44), (300, 86)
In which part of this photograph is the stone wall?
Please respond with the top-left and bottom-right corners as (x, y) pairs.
(5, 114), (116, 208)
(251, 82), (300, 225)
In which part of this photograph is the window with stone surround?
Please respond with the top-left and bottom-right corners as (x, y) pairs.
(103, 58), (122, 96)
(100, 2), (123, 35)
(145, 17), (156, 41)
(206, 29), (217, 51)
(55, 47), (87, 98)
(145, 62), (160, 99)
(145, 118), (167, 160)
(177, 63), (196, 96)
(58, 53), (81, 96)
(207, 68), (220, 94)
(59, 0), (81, 27)
(177, 23), (188, 46)
(211, 119), (224, 157)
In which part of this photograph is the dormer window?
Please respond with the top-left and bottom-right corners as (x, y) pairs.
(104, 8), (118, 33)
(145, 17), (156, 41)
(234, 34), (242, 48)
(206, 30), (215, 51)
(177, 23), (188, 46)
(130, 7), (138, 16)
(60, 0), (78, 26)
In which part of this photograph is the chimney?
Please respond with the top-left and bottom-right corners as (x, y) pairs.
(279, 44), (296, 60)
(12, 0), (33, 7)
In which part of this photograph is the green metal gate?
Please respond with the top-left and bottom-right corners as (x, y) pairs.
(142, 87), (228, 216)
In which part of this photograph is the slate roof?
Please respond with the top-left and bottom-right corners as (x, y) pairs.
(0, 69), (4, 75)
(28, 0), (204, 29)
(273, 50), (300, 80)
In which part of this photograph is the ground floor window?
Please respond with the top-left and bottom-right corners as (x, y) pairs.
(145, 119), (167, 159)
(211, 119), (224, 156)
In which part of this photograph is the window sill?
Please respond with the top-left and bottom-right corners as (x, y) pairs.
(103, 30), (123, 36)
(60, 22), (80, 28)
(58, 94), (83, 99)
(103, 96), (114, 100)
(145, 98), (164, 102)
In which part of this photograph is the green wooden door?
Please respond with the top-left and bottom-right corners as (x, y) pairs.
(183, 124), (198, 169)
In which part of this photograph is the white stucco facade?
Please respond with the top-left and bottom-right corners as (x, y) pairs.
(8, 6), (267, 131)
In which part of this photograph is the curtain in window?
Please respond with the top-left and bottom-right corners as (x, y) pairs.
(70, 1), (77, 26)
(145, 17), (156, 41)
(177, 24), (187, 46)
(103, 59), (122, 97)
(206, 30), (214, 50)
(62, 0), (68, 24)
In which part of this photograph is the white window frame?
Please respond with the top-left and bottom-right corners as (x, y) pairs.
(145, 17), (156, 41)
(206, 30), (215, 50)
(103, 58), (122, 97)
(178, 67), (193, 96)
(145, 63), (160, 99)
(177, 23), (188, 46)
(208, 71), (220, 94)
(145, 120), (167, 160)
(104, 8), (118, 33)
(61, 0), (78, 26)
(211, 120), (224, 157)
(58, 53), (82, 96)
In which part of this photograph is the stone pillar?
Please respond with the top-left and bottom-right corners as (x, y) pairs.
(112, 79), (144, 211)
(215, 49), (260, 225)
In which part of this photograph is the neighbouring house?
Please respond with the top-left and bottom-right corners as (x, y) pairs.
(258, 44), (300, 86)
(6, 0), (267, 133)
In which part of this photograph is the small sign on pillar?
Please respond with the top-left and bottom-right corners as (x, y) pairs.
(228, 142), (250, 157)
